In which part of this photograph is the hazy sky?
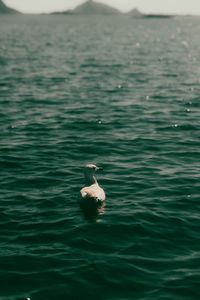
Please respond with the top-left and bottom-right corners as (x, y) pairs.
(4, 0), (200, 15)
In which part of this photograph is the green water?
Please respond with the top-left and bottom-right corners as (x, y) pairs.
(0, 15), (200, 300)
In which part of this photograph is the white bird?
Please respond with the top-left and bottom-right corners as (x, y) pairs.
(80, 164), (105, 208)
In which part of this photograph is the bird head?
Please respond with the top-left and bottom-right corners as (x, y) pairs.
(85, 164), (103, 173)
(84, 164), (103, 181)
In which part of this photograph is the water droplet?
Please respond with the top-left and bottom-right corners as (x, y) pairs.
(146, 96), (150, 100)
(186, 108), (191, 112)
(181, 40), (189, 48)
(117, 84), (122, 89)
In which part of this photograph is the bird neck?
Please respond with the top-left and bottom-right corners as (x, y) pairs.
(85, 174), (97, 185)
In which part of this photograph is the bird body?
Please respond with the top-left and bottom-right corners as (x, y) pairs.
(80, 164), (105, 208)
(81, 183), (105, 201)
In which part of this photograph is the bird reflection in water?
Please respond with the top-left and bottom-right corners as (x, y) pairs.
(81, 201), (106, 221)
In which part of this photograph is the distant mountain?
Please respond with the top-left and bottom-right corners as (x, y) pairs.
(144, 14), (173, 18)
(0, 0), (19, 13)
(73, 0), (120, 15)
(127, 8), (173, 18)
(127, 8), (143, 17)
(51, 10), (74, 15)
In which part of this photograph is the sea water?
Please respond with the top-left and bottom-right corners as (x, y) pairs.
(0, 15), (200, 300)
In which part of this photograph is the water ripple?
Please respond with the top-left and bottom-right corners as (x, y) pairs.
(0, 15), (200, 300)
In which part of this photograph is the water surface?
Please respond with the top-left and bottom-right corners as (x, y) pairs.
(0, 15), (200, 300)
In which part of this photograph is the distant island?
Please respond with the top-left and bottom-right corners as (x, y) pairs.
(52, 2), (174, 18)
(52, 10), (74, 15)
(0, 0), (20, 13)
(52, 0), (120, 15)
(0, 0), (175, 17)
(74, 0), (120, 15)
(144, 14), (172, 18)
(127, 8), (143, 17)
(127, 7), (172, 18)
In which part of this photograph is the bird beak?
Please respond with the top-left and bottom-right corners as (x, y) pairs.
(97, 166), (103, 171)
